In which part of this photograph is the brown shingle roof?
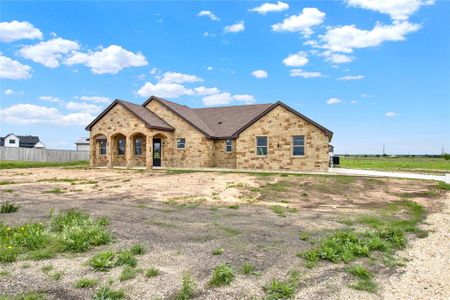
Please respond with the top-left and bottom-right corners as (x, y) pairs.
(143, 96), (333, 140)
(85, 99), (174, 131)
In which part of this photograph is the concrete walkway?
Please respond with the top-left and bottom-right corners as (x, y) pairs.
(330, 167), (450, 183)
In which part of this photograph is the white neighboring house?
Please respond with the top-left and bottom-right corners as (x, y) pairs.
(0, 133), (46, 148)
(2, 133), (19, 147)
(75, 137), (90, 151)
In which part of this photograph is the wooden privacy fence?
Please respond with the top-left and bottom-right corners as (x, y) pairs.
(0, 147), (89, 162)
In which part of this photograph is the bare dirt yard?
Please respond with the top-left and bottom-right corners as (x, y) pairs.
(0, 167), (449, 300)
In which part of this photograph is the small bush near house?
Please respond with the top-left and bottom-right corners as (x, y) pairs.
(175, 272), (196, 300)
(94, 285), (125, 300)
(74, 277), (99, 288)
(0, 202), (19, 213)
(209, 264), (235, 287)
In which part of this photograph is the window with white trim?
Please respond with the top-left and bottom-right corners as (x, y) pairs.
(9, 140), (15, 144)
(225, 139), (232, 152)
(292, 135), (305, 156)
(177, 138), (185, 149)
(256, 136), (268, 156)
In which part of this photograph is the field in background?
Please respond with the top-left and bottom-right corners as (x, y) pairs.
(0, 160), (89, 169)
(340, 156), (450, 174)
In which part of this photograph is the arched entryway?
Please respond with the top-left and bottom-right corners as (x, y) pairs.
(111, 133), (127, 167)
(91, 134), (108, 167)
(130, 132), (147, 167)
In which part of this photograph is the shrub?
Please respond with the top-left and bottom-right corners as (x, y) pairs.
(120, 266), (137, 281)
(74, 277), (99, 288)
(175, 272), (196, 300)
(145, 267), (160, 278)
(89, 251), (115, 271)
(0, 202), (19, 213)
(115, 250), (137, 267)
(94, 285), (125, 300)
(209, 264), (235, 287)
(130, 243), (145, 255)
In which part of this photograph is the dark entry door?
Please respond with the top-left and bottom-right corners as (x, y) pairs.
(152, 138), (161, 167)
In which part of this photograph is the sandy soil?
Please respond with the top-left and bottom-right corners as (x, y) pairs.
(0, 167), (448, 299)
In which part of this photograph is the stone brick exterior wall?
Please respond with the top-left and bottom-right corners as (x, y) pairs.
(213, 140), (237, 168)
(145, 100), (214, 168)
(235, 105), (329, 172)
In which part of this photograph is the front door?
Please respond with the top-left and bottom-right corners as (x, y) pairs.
(152, 138), (161, 167)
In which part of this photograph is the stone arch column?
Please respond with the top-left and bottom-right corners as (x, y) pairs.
(146, 134), (153, 170)
(126, 135), (133, 168)
(106, 134), (113, 168)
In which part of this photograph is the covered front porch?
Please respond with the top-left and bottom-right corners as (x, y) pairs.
(90, 132), (169, 169)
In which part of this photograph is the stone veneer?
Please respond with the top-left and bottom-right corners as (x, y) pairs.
(90, 101), (330, 171)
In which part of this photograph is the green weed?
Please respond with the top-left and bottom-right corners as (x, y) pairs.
(175, 272), (196, 300)
(145, 267), (160, 278)
(74, 277), (99, 288)
(1, 202), (19, 213)
(209, 264), (235, 287)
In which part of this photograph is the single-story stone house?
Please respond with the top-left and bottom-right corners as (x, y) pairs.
(86, 96), (333, 171)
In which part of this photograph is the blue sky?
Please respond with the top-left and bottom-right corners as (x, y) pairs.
(1, 1), (449, 154)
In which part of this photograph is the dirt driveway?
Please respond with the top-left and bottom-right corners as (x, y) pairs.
(0, 167), (448, 299)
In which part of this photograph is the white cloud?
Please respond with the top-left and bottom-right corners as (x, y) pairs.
(337, 75), (364, 80)
(136, 82), (194, 98)
(202, 92), (255, 106)
(362, 93), (375, 98)
(159, 71), (202, 84)
(290, 69), (322, 78)
(0, 55), (32, 79)
(0, 20), (43, 42)
(323, 51), (353, 64)
(385, 111), (397, 117)
(65, 45), (147, 74)
(346, 0), (434, 21)
(250, 1), (289, 15)
(65, 101), (102, 114)
(78, 96), (112, 104)
(282, 51), (309, 67)
(4, 89), (14, 95)
(194, 86), (221, 96)
(232, 94), (255, 104)
(272, 7), (325, 35)
(252, 69), (268, 78)
(197, 10), (220, 21)
(39, 96), (62, 103)
(224, 21), (245, 33)
(321, 21), (421, 53)
(326, 97), (342, 104)
(207, 66), (213, 71)
(0, 104), (94, 125)
(19, 38), (80, 68)
(150, 67), (160, 75)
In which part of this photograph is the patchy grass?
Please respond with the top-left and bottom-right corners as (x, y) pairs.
(37, 178), (97, 185)
(49, 270), (64, 281)
(241, 262), (256, 275)
(130, 243), (145, 255)
(89, 251), (116, 271)
(213, 223), (241, 236)
(119, 266), (137, 281)
(0, 209), (111, 263)
(270, 205), (298, 217)
(227, 204), (240, 209)
(0, 160), (89, 170)
(438, 182), (450, 190)
(299, 201), (426, 267)
(264, 271), (300, 300)
(1, 202), (19, 213)
(41, 264), (54, 274)
(175, 272), (196, 300)
(74, 277), (99, 288)
(42, 188), (66, 194)
(145, 267), (160, 278)
(2, 189), (14, 193)
(209, 264), (235, 287)
(115, 250), (137, 268)
(299, 232), (310, 241)
(0, 181), (16, 185)
(340, 156), (450, 173)
(94, 285), (125, 300)
(212, 248), (224, 255)
(346, 265), (377, 293)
